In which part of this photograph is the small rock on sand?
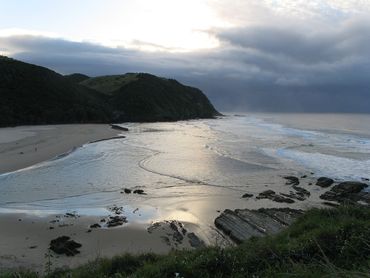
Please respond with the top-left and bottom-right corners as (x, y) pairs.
(242, 193), (253, 198)
(49, 236), (82, 256)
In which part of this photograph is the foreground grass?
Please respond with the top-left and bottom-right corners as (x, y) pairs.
(3, 205), (370, 277)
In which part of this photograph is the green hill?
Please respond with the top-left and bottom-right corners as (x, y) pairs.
(0, 56), (110, 127)
(82, 73), (220, 122)
(0, 56), (220, 127)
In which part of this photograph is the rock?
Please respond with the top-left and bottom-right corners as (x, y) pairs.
(49, 236), (82, 256)
(332, 181), (368, 194)
(320, 181), (369, 203)
(301, 175), (307, 178)
(110, 124), (129, 131)
(257, 190), (295, 204)
(282, 185), (311, 201)
(316, 177), (334, 188)
(215, 208), (302, 243)
(242, 193), (253, 198)
(284, 176), (299, 186)
(90, 223), (101, 228)
(124, 188), (132, 194)
(187, 233), (205, 248)
(107, 215), (127, 227)
(108, 205), (124, 215)
(133, 189), (146, 195)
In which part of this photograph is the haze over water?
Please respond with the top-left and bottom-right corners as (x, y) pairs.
(0, 113), (369, 223)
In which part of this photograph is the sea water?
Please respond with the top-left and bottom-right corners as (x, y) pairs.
(0, 113), (369, 215)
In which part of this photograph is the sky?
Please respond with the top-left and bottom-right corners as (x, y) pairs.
(1, 0), (370, 112)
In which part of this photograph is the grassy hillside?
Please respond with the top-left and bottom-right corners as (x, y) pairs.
(82, 73), (220, 122)
(0, 57), (220, 126)
(80, 73), (139, 94)
(3, 205), (370, 277)
(0, 56), (110, 127)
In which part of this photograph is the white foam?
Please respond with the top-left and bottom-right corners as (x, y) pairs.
(275, 148), (370, 181)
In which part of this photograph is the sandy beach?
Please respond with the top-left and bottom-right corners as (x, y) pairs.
(0, 124), (120, 174)
(0, 210), (204, 274)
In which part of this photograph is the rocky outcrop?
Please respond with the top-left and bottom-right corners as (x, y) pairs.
(214, 208), (302, 243)
(320, 181), (369, 203)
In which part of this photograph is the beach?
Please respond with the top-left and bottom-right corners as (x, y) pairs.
(0, 114), (369, 273)
(0, 124), (120, 174)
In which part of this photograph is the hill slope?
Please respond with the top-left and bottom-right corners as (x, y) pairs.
(0, 56), (110, 126)
(82, 73), (220, 122)
(0, 56), (220, 126)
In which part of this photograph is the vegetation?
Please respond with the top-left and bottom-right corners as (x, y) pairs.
(2, 205), (370, 277)
(0, 56), (111, 127)
(0, 56), (219, 127)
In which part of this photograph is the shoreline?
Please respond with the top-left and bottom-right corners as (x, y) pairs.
(0, 124), (121, 174)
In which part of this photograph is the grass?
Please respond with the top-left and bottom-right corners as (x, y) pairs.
(2, 205), (370, 277)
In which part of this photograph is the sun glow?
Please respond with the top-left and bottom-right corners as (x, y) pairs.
(0, 0), (228, 53)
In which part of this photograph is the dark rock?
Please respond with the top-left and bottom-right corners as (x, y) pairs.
(49, 227), (54, 230)
(242, 193), (253, 198)
(332, 181), (368, 194)
(316, 177), (334, 188)
(283, 185), (311, 201)
(284, 176), (300, 186)
(90, 223), (101, 229)
(187, 233), (205, 248)
(320, 181), (369, 203)
(257, 190), (295, 204)
(133, 189), (146, 195)
(87, 229), (92, 233)
(110, 124), (129, 131)
(301, 175), (307, 178)
(49, 236), (82, 256)
(107, 215), (127, 227)
(100, 218), (106, 222)
(124, 188), (132, 194)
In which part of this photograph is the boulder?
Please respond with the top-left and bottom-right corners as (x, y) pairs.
(49, 236), (82, 256)
(316, 177), (334, 188)
(320, 181), (368, 203)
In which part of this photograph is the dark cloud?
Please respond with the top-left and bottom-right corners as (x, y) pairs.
(1, 17), (370, 113)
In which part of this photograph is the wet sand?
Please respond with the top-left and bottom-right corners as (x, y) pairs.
(0, 124), (120, 174)
(0, 211), (202, 274)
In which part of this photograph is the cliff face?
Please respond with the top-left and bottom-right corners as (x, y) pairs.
(0, 56), (220, 127)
